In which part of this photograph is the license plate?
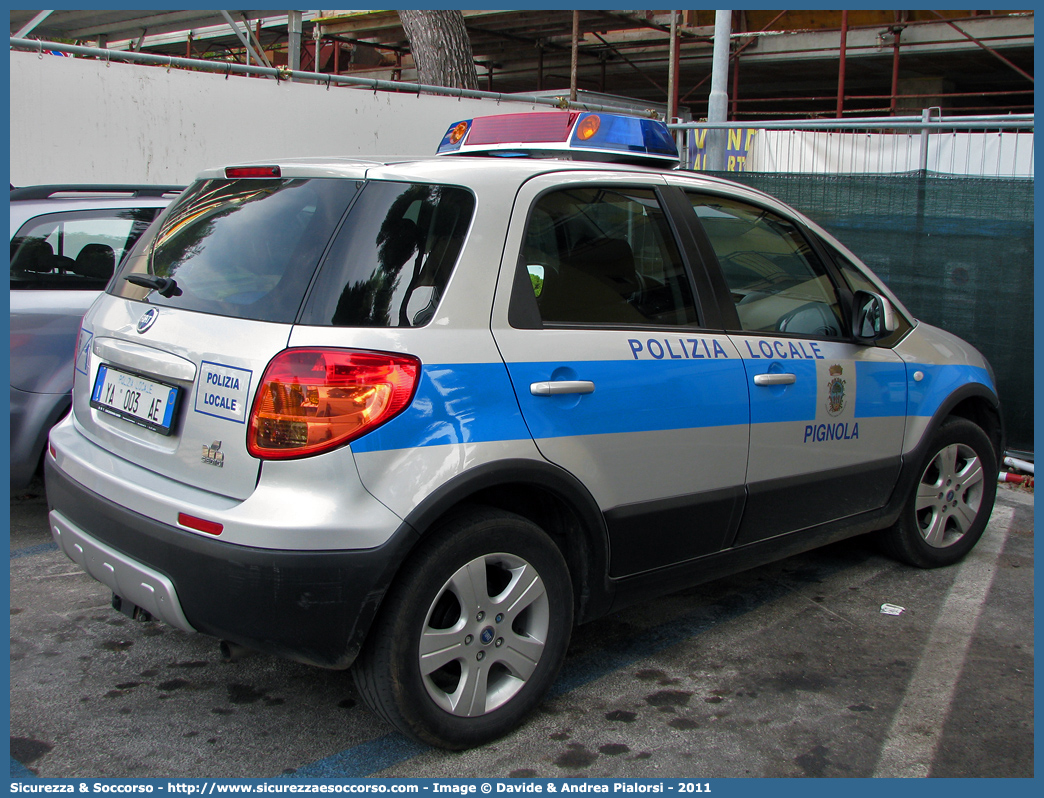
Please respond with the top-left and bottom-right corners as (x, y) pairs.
(90, 364), (181, 435)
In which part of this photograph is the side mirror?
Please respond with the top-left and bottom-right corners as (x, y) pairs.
(852, 290), (897, 342)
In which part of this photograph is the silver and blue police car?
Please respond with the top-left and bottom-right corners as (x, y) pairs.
(46, 111), (1002, 749)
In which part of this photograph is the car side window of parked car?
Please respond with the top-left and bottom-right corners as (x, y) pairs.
(687, 193), (846, 338)
(522, 186), (701, 327)
(11, 208), (161, 291)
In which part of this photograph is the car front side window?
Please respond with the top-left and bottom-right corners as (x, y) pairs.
(688, 193), (845, 338)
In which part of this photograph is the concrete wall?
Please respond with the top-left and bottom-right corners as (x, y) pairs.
(10, 50), (545, 186)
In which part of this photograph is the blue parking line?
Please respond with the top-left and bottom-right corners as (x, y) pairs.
(284, 733), (428, 778)
(288, 551), (864, 777)
(10, 758), (36, 778)
(10, 542), (58, 559)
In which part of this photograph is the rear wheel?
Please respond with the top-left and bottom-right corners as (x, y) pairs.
(880, 417), (997, 567)
(353, 507), (573, 749)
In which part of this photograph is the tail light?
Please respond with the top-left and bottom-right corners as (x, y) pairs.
(247, 348), (420, 460)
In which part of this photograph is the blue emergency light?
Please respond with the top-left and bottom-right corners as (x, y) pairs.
(436, 111), (679, 166)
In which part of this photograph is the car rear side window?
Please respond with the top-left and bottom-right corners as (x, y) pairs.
(111, 178), (360, 323)
(520, 187), (699, 327)
(11, 208), (161, 291)
(299, 181), (475, 328)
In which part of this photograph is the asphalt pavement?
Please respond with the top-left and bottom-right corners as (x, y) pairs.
(9, 475), (1034, 779)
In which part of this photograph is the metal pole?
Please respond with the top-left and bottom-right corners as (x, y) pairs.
(930, 10), (1034, 84)
(667, 11), (679, 124)
(707, 10), (732, 171)
(14, 10), (53, 39)
(890, 25), (902, 115)
(731, 45), (740, 119)
(670, 116), (1033, 131)
(570, 11), (579, 102)
(311, 22), (322, 75)
(836, 10), (848, 118)
(10, 37), (652, 115)
(680, 9), (786, 104)
(287, 11), (302, 75)
(218, 10), (267, 70)
(919, 107), (931, 173)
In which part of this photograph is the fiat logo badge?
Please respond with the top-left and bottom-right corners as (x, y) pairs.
(136, 308), (159, 334)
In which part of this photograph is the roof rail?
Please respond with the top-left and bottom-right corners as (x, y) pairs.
(9, 184), (184, 201)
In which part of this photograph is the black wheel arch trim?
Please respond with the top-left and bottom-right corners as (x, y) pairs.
(922, 381), (1003, 460)
(887, 381), (1004, 518)
(396, 457), (614, 622)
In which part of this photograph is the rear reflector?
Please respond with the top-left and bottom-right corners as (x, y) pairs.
(224, 166), (281, 179)
(178, 513), (223, 536)
(248, 348), (421, 460)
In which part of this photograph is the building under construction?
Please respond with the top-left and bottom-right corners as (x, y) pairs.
(9, 9), (1034, 120)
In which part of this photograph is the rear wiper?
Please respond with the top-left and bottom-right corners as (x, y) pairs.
(124, 274), (182, 298)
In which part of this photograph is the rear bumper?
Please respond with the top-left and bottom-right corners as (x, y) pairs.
(45, 456), (418, 669)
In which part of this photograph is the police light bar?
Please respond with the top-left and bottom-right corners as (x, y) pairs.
(436, 111), (679, 166)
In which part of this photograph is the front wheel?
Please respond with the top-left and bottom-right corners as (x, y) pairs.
(879, 417), (997, 568)
(352, 507), (573, 749)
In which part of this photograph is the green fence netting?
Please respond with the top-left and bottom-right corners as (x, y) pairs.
(703, 173), (1033, 453)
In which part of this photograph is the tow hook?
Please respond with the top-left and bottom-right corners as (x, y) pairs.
(111, 593), (152, 623)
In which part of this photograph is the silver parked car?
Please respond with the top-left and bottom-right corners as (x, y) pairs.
(10, 184), (181, 488)
(46, 113), (1001, 748)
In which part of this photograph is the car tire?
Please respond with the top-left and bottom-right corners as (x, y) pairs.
(879, 417), (997, 568)
(352, 506), (573, 749)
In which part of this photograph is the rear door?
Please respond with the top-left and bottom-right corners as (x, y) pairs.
(682, 189), (908, 545)
(492, 173), (751, 577)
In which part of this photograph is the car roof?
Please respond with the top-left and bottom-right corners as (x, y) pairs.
(10, 185), (183, 237)
(191, 154), (776, 198)
(10, 185), (184, 202)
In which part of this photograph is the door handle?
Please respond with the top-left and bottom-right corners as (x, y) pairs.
(753, 373), (796, 387)
(530, 380), (595, 396)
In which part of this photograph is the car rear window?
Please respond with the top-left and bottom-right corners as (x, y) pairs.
(111, 178), (361, 323)
(112, 178), (475, 328)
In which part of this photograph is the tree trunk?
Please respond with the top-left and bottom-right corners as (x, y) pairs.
(399, 10), (479, 91)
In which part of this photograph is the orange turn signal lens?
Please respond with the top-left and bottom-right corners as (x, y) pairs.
(247, 348), (421, 460)
(576, 115), (601, 141)
(449, 122), (470, 145)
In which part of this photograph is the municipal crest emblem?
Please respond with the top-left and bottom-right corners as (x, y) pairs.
(826, 364), (846, 416)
